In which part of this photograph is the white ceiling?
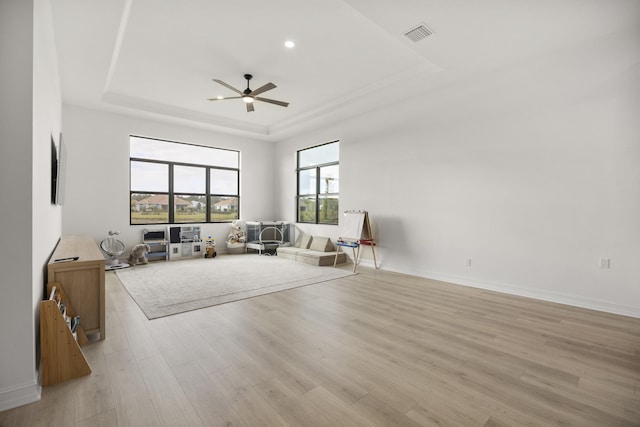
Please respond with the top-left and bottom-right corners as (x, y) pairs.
(51, 0), (640, 140)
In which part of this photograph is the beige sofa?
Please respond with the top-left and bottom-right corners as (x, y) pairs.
(277, 234), (347, 266)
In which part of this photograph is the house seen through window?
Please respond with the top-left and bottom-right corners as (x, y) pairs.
(297, 141), (339, 224)
(130, 136), (240, 225)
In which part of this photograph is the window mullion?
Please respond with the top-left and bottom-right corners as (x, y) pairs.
(315, 166), (321, 224)
(168, 163), (174, 223)
(206, 168), (211, 222)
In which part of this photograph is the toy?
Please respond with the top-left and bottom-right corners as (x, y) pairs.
(226, 220), (246, 244)
(128, 243), (151, 266)
(100, 229), (130, 270)
(225, 220), (247, 254)
(205, 236), (216, 258)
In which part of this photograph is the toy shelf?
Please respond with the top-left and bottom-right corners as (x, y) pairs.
(143, 228), (168, 261)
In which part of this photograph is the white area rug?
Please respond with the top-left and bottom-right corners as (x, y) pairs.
(115, 255), (355, 319)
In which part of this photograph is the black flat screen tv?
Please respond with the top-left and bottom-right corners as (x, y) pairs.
(51, 133), (66, 205)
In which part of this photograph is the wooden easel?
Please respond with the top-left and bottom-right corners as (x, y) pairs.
(334, 210), (378, 272)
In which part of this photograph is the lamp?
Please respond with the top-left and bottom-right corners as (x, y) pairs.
(242, 96), (254, 103)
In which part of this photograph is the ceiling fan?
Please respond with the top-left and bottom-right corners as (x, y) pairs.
(208, 74), (289, 112)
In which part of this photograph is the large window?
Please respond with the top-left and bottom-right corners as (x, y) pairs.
(130, 136), (239, 225)
(297, 141), (339, 224)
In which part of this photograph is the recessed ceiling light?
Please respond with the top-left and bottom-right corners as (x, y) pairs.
(284, 40), (295, 48)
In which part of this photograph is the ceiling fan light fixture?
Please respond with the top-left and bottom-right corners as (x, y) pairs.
(216, 95), (224, 100)
(210, 74), (288, 111)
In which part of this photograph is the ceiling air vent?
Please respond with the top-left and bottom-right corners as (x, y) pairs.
(404, 23), (433, 43)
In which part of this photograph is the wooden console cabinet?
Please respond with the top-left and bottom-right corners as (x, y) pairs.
(47, 235), (106, 340)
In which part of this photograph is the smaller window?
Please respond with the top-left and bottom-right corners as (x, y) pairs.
(131, 161), (168, 192)
(298, 169), (316, 195)
(210, 169), (238, 194)
(174, 165), (206, 193)
(296, 141), (339, 224)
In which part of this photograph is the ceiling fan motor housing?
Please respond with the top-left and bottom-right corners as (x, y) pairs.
(244, 74), (253, 95)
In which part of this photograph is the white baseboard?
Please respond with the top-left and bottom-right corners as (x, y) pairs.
(372, 264), (640, 319)
(0, 379), (41, 412)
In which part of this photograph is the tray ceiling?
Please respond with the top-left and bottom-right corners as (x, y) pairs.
(51, 0), (640, 140)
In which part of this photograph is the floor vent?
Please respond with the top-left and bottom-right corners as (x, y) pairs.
(404, 23), (433, 42)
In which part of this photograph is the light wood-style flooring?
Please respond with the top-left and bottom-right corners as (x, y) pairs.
(2, 264), (639, 426)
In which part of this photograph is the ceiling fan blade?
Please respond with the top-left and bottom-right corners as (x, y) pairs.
(246, 102), (255, 112)
(250, 82), (276, 96)
(255, 96), (289, 107)
(207, 96), (242, 101)
(212, 79), (243, 95)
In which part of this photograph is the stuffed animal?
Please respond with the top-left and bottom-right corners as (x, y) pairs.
(128, 243), (151, 266)
(226, 220), (246, 244)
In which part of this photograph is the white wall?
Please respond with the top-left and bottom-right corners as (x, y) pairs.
(61, 106), (276, 253)
(0, 0), (62, 411)
(33, 0), (63, 341)
(275, 27), (640, 317)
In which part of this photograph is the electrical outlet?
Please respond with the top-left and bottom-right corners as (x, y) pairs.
(465, 258), (472, 267)
(599, 258), (610, 269)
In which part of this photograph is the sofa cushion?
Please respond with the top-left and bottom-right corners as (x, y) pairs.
(297, 250), (346, 266)
(277, 245), (346, 266)
(309, 236), (335, 252)
(276, 248), (298, 261)
(277, 246), (302, 256)
(295, 233), (313, 249)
